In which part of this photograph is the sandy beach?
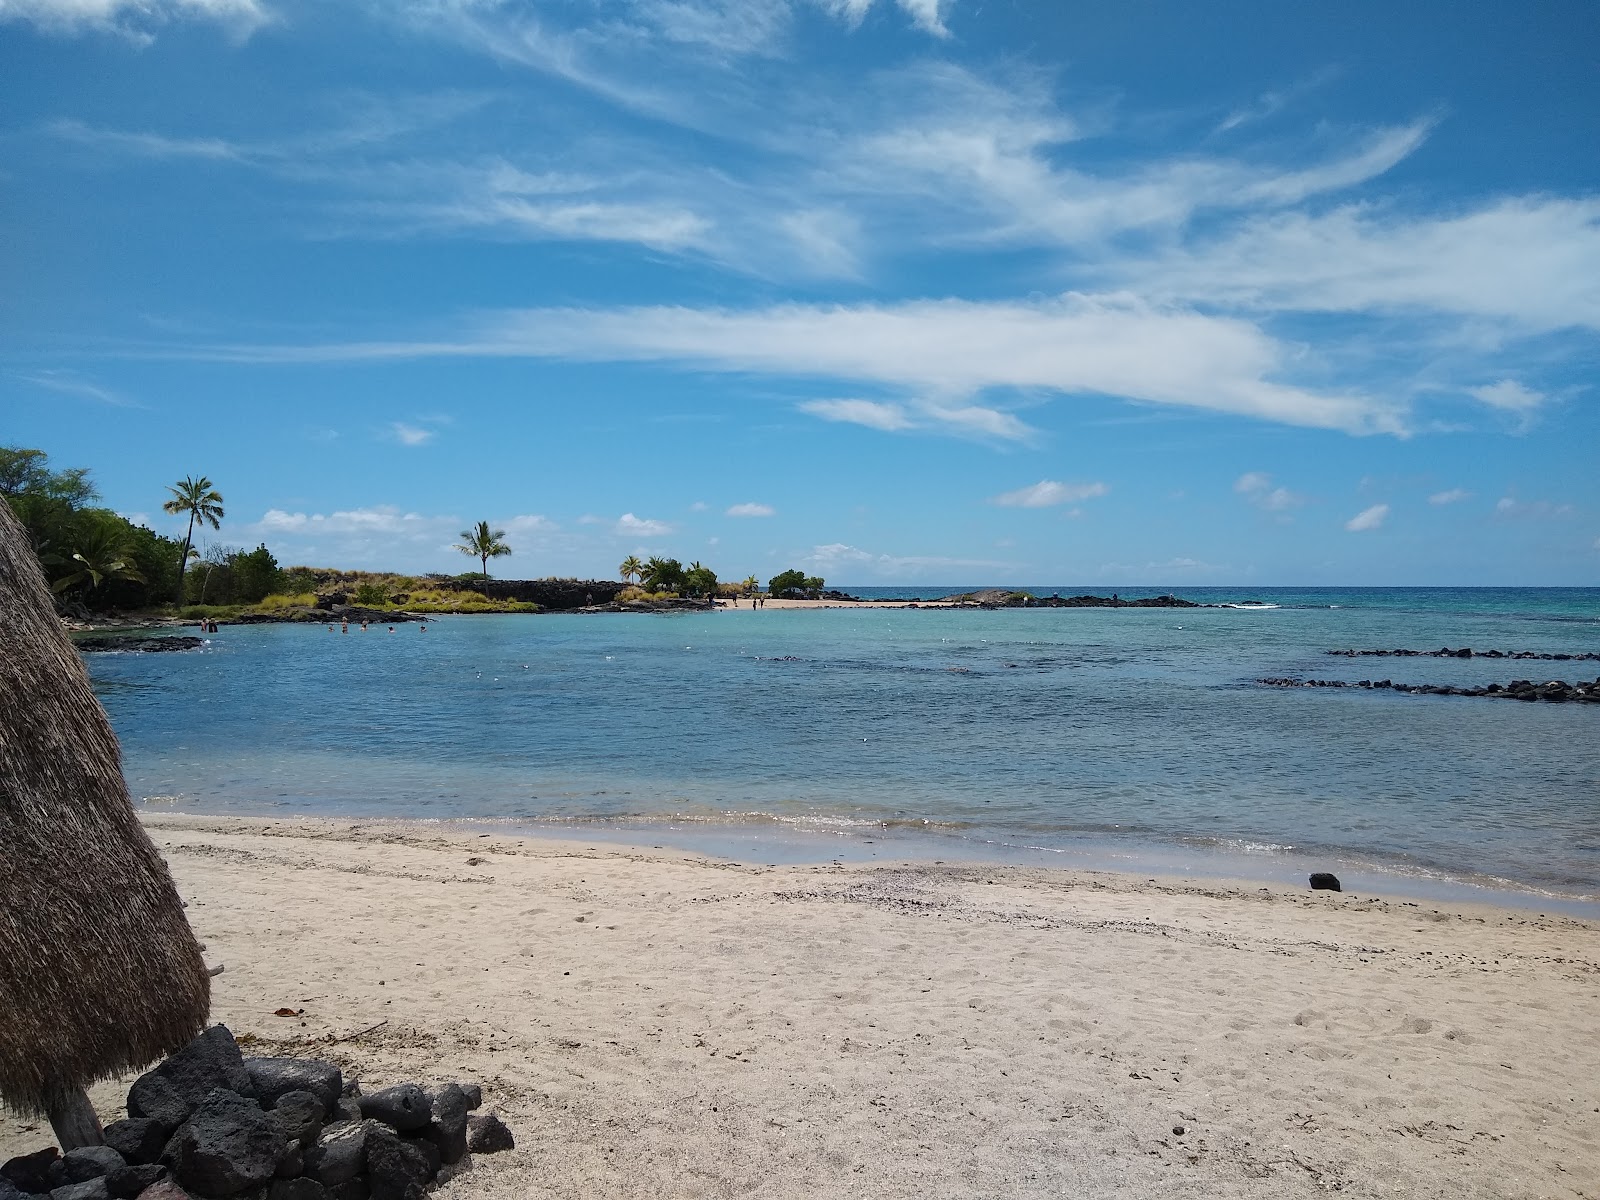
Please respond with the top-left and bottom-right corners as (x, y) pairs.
(5, 814), (1596, 1199)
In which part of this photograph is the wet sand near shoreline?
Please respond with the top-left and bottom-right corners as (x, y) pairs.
(6, 814), (1597, 1199)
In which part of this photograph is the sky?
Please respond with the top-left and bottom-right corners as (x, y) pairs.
(2, 0), (1597, 586)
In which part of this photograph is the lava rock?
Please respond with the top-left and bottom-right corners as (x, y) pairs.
(129, 1027), (254, 1132)
(105, 1164), (167, 1200)
(457, 1085), (481, 1112)
(0, 1178), (29, 1200)
(4, 1148), (61, 1193)
(61, 1149), (125, 1185)
(356, 1087), (431, 1134)
(243, 1061), (342, 1117)
(268, 1093), (324, 1149)
(1309, 873), (1342, 892)
(161, 1089), (282, 1197)
(361, 1127), (431, 1200)
(465, 1113), (514, 1154)
(273, 1143), (303, 1181)
(338, 1082), (360, 1101)
(132, 1182), (195, 1200)
(267, 1182), (329, 1200)
(323, 1101), (362, 1129)
(422, 1086), (469, 1166)
(325, 1181), (368, 1200)
(49, 1181), (109, 1200)
(104, 1120), (171, 1166)
(303, 1124), (371, 1188)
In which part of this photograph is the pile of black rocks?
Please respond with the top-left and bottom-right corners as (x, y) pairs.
(0, 1027), (514, 1200)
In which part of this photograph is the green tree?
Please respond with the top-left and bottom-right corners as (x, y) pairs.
(642, 556), (686, 593)
(741, 574), (760, 596)
(768, 568), (824, 599)
(162, 475), (225, 602)
(683, 561), (718, 597)
(229, 543), (283, 603)
(619, 554), (644, 584)
(50, 513), (145, 596)
(0, 445), (100, 561)
(454, 520), (511, 578)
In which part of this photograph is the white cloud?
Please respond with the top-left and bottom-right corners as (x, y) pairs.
(1345, 503), (1389, 532)
(1428, 488), (1471, 505)
(990, 480), (1108, 508)
(1495, 496), (1573, 520)
(502, 514), (558, 536)
(726, 502), (775, 517)
(615, 512), (672, 537)
(1122, 198), (1600, 334)
(1469, 380), (1545, 412)
(1235, 472), (1304, 513)
(226, 295), (1404, 436)
(14, 369), (138, 407)
(688, 501), (709, 512)
(389, 422), (436, 446)
(1, 0), (270, 40)
(798, 398), (916, 432)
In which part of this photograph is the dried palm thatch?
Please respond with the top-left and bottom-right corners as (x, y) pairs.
(0, 499), (210, 1121)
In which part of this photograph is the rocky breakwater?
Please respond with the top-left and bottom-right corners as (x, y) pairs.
(1257, 676), (1600, 703)
(1327, 647), (1600, 661)
(0, 1026), (513, 1200)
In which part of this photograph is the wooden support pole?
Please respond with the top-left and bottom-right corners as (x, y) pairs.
(46, 1084), (103, 1149)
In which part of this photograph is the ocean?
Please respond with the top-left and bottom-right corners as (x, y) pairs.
(86, 587), (1600, 912)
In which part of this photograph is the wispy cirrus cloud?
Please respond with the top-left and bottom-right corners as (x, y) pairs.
(990, 480), (1107, 508)
(1428, 488), (1471, 506)
(0, 0), (269, 41)
(14, 369), (140, 407)
(198, 295), (1403, 437)
(726, 502), (775, 517)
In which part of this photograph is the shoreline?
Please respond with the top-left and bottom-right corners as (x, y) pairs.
(6, 812), (1595, 1198)
(133, 801), (1600, 919)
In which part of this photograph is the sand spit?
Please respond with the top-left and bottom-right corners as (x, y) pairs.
(5, 814), (1596, 1199)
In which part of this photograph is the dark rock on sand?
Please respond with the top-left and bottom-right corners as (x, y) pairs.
(104, 1120), (170, 1167)
(303, 1124), (371, 1188)
(4, 1148), (62, 1193)
(356, 1088), (431, 1135)
(457, 1085), (482, 1112)
(421, 1087), (469, 1166)
(1310, 873), (1342, 892)
(464, 1114), (514, 1155)
(161, 1089), (281, 1197)
(134, 1181), (196, 1200)
(243, 1060), (342, 1117)
(0, 1179), (30, 1200)
(129, 1027), (253, 1132)
(267, 1181), (329, 1200)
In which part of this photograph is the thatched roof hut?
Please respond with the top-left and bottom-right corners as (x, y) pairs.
(0, 500), (210, 1130)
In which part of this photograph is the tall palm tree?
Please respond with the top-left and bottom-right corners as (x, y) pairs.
(741, 574), (760, 596)
(619, 555), (643, 584)
(161, 475), (224, 602)
(455, 521), (511, 578)
(49, 517), (145, 595)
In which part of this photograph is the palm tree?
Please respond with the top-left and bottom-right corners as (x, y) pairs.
(741, 574), (760, 596)
(50, 517), (145, 595)
(619, 555), (643, 584)
(455, 520), (511, 578)
(161, 476), (224, 602)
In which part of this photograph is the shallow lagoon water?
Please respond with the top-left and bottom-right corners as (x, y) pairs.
(89, 587), (1600, 912)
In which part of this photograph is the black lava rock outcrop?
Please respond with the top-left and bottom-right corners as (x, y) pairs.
(1, 1026), (508, 1200)
(1256, 676), (1600, 703)
(1327, 647), (1600, 661)
(74, 635), (204, 653)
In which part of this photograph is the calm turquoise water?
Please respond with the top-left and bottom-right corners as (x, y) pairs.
(87, 587), (1600, 909)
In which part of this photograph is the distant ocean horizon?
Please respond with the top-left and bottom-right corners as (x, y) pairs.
(90, 586), (1600, 914)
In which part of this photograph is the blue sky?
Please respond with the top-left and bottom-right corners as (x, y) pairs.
(2, 0), (1597, 585)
